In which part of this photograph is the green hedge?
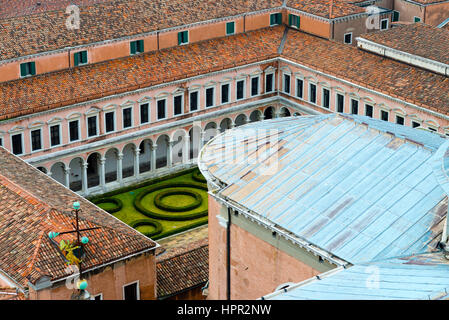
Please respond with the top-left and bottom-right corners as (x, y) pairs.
(130, 219), (163, 238)
(150, 218), (208, 240)
(92, 198), (123, 214)
(192, 169), (207, 183)
(134, 182), (208, 221)
(154, 189), (203, 212)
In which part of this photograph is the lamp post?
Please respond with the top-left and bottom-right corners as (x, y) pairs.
(48, 201), (101, 300)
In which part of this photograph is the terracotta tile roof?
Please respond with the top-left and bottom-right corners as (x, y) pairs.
(286, 0), (365, 18)
(156, 241), (209, 298)
(281, 28), (449, 114)
(0, 0), (284, 61)
(359, 23), (449, 65)
(0, 147), (157, 287)
(0, 26), (284, 121)
(0, 0), (112, 19)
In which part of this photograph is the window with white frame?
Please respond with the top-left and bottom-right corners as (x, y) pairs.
(380, 19), (389, 30)
(350, 99), (359, 115)
(122, 107), (133, 129)
(93, 293), (103, 300)
(336, 93), (344, 113)
(396, 115), (404, 125)
(250, 75), (260, 97)
(173, 94), (184, 115)
(69, 119), (80, 142)
(123, 281), (140, 300)
(236, 79), (245, 100)
(11, 132), (24, 155)
(105, 111), (115, 133)
(30, 128), (42, 152)
(344, 32), (352, 44)
(296, 78), (303, 99)
(309, 83), (316, 103)
(283, 74), (291, 94)
(322, 88), (330, 108)
(87, 115), (98, 137)
(140, 103), (150, 124)
(380, 110), (389, 121)
(49, 124), (61, 147)
(205, 86), (215, 108)
(157, 99), (167, 120)
(190, 91), (199, 111)
(412, 121), (421, 128)
(221, 83), (230, 104)
(365, 104), (373, 118)
(428, 126), (437, 132)
(265, 73), (274, 93)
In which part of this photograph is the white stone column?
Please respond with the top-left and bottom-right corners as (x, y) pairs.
(167, 140), (174, 168)
(230, 121), (235, 129)
(99, 157), (106, 190)
(183, 135), (190, 164)
(151, 144), (157, 172)
(199, 131), (205, 150)
(64, 167), (71, 188)
(117, 152), (123, 186)
(82, 161), (88, 195)
(134, 148), (140, 178)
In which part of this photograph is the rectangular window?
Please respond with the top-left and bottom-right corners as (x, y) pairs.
(351, 99), (359, 114)
(123, 107), (132, 128)
(190, 91), (199, 111)
(87, 115), (98, 137)
(265, 73), (274, 93)
(20, 62), (36, 77)
(392, 11), (400, 22)
(270, 13), (282, 26)
(283, 74), (291, 94)
(174, 95), (183, 115)
(251, 76), (259, 96)
(0, 137), (3, 147)
(69, 120), (80, 142)
(336, 93), (344, 113)
(236, 80), (245, 100)
(428, 127), (437, 132)
(93, 294), (103, 300)
(309, 83), (316, 103)
(414, 16), (421, 23)
(396, 115), (404, 125)
(206, 87), (215, 108)
(140, 103), (149, 124)
(365, 104), (373, 118)
(344, 33), (352, 44)
(123, 282), (139, 300)
(381, 19), (389, 30)
(296, 79), (303, 98)
(221, 84), (230, 104)
(322, 88), (330, 108)
(74, 51), (88, 66)
(412, 121), (421, 128)
(381, 110), (389, 121)
(105, 111), (115, 133)
(11, 133), (23, 155)
(178, 31), (189, 45)
(157, 99), (166, 120)
(31, 129), (42, 151)
(226, 21), (235, 35)
(288, 14), (300, 28)
(50, 124), (61, 147)
(130, 40), (144, 55)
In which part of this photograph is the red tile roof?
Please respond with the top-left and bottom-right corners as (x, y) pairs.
(287, 0), (365, 19)
(156, 240), (208, 298)
(281, 28), (449, 115)
(359, 23), (449, 65)
(0, 0), (284, 61)
(0, 26), (284, 121)
(0, 147), (157, 288)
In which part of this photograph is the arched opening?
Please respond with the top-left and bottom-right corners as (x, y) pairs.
(189, 126), (202, 160)
(264, 106), (275, 120)
(219, 118), (233, 133)
(172, 130), (187, 165)
(139, 139), (153, 174)
(86, 153), (100, 188)
(69, 157), (84, 192)
(280, 107), (291, 117)
(234, 114), (247, 127)
(249, 110), (262, 122)
(156, 135), (169, 169)
(122, 144), (135, 178)
(203, 122), (217, 144)
(49, 163), (65, 186)
(105, 148), (118, 183)
(37, 166), (47, 174)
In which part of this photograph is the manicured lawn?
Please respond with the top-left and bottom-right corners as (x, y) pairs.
(89, 168), (208, 240)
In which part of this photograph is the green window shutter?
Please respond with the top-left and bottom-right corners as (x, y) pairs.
(288, 14), (292, 26)
(185, 31), (188, 43)
(74, 52), (80, 66)
(139, 40), (144, 53)
(20, 63), (27, 77)
(393, 11), (399, 22)
(277, 13), (282, 24)
(81, 50), (88, 64)
(130, 41), (137, 54)
(226, 22), (235, 35)
(178, 32), (183, 45)
(270, 13), (275, 25)
(29, 62), (36, 75)
(296, 15), (300, 28)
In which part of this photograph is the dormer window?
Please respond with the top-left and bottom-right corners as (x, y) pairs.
(20, 62), (36, 77)
(288, 14), (300, 29)
(178, 31), (189, 45)
(74, 51), (88, 66)
(130, 40), (144, 55)
(270, 13), (282, 26)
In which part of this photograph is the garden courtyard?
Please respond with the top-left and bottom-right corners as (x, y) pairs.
(89, 168), (208, 240)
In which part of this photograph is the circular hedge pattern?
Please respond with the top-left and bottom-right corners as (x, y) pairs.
(154, 189), (203, 212)
(134, 182), (208, 221)
(130, 219), (163, 238)
(192, 169), (207, 183)
(93, 198), (123, 213)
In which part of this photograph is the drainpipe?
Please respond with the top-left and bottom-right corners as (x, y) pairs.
(226, 206), (231, 300)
